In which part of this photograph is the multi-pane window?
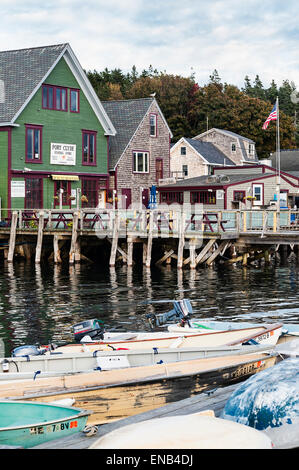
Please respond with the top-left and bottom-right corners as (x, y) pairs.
(182, 165), (188, 176)
(70, 89), (79, 113)
(233, 191), (246, 202)
(149, 113), (157, 137)
(160, 191), (183, 204)
(190, 191), (216, 205)
(42, 85), (67, 111)
(231, 142), (236, 152)
(54, 180), (70, 207)
(181, 147), (186, 155)
(82, 131), (97, 165)
(25, 177), (43, 208)
(26, 125), (42, 162)
(133, 151), (149, 173)
(81, 178), (98, 207)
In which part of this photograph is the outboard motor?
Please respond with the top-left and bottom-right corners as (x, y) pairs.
(73, 319), (105, 343)
(12, 345), (45, 357)
(146, 299), (193, 328)
(173, 299), (193, 327)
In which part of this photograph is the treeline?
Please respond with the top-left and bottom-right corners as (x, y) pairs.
(86, 66), (299, 159)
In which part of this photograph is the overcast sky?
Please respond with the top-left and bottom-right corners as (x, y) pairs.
(1, 0), (299, 89)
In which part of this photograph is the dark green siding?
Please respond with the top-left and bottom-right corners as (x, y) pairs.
(10, 57), (108, 209)
(0, 130), (8, 209)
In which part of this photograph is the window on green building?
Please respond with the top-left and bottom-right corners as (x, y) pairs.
(82, 130), (97, 165)
(25, 125), (43, 163)
(70, 89), (80, 113)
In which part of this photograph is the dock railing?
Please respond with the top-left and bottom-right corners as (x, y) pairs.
(1, 208), (299, 238)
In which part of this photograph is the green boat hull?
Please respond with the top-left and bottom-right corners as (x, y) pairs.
(0, 400), (90, 448)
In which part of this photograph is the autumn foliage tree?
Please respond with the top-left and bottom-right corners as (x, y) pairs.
(86, 66), (297, 158)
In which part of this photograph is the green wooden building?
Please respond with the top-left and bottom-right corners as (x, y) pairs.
(0, 43), (116, 212)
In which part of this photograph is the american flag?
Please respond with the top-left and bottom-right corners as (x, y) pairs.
(262, 102), (277, 130)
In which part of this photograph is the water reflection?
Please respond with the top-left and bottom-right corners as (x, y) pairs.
(0, 260), (298, 355)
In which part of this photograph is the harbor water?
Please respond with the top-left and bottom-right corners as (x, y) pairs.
(0, 260), (299, 356)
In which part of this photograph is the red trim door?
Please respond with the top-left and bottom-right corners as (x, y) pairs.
(121, 188), (131, 209)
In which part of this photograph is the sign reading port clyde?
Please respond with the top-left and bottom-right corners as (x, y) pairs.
(50, 143), (76, 165)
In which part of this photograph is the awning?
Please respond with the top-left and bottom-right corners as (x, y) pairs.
(51, 175), (79, 181)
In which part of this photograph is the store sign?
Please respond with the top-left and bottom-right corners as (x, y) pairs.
(50, 143), (76, 165)
(11, 180), (25, 198)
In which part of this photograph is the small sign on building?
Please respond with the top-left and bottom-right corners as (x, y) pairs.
(50, 143), (76, 165)
(11, 180), (25, 198)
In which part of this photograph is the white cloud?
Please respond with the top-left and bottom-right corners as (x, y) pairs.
(1, 0), (299, 89)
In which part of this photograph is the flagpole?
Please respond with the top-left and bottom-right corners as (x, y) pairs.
(276, 96), (280, 215)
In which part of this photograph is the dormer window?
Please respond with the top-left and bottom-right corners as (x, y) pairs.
(150, 113), (157, 137)
(231, 142), (236, 152)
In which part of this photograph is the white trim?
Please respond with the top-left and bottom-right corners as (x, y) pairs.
(0, 122), (19, 127)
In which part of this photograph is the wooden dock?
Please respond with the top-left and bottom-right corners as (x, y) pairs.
(1, 208), (299, 268)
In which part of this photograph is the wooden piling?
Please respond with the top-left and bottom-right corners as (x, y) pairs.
(7, 211), (18, 263)
(177, 213), (185, 269)
(109, 212), (119, 267)
(69, 212), (79, 264)
(35, 211), (44, 263)
(53, 235), (62, 264)
(146, 212), (154, 268)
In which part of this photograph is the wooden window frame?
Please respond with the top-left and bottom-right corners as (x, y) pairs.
(25, 124), (43, 163)
(190, 190), (216, 205)
(149, 113), (157, 137)
(133, 151), (149, 174)
(70, 88), (80, 113)
(82, 130), (97, 166)
(160, 191), (183, 205)
(42, 84), (68, 112)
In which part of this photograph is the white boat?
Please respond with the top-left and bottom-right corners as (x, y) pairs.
(51, 323), (283, 354)
(89, 412), (273, 449)
(0, 343), (275, 380)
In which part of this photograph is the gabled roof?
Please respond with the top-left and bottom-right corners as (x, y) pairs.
(174, 137), (235, 166)
(102, 98), (172, 170)
(0, 43), (116, 135)
(195, 128), (255, 144)
(193, 128), (259, 163)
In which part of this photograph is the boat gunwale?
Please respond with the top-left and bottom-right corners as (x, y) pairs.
(0, 400), (90, 432)
(5, 352), (278, 400)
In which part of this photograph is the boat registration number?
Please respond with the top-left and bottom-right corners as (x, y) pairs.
(30, 420), (78, 435)
(231, 360), (265, 379)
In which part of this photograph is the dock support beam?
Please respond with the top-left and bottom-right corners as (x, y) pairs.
(35, 211), (44, 263)
(146, 212), (154, 268)
(7, 211), (18, 263)
(69, 212), (79, 264)
(109, 212), (119, 267)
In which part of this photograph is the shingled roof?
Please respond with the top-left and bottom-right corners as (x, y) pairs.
(182, 137), (235, 165)
(159, 172), (275, 189)
(102, 98), (157, 170)
(0, 44), (67, 123)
